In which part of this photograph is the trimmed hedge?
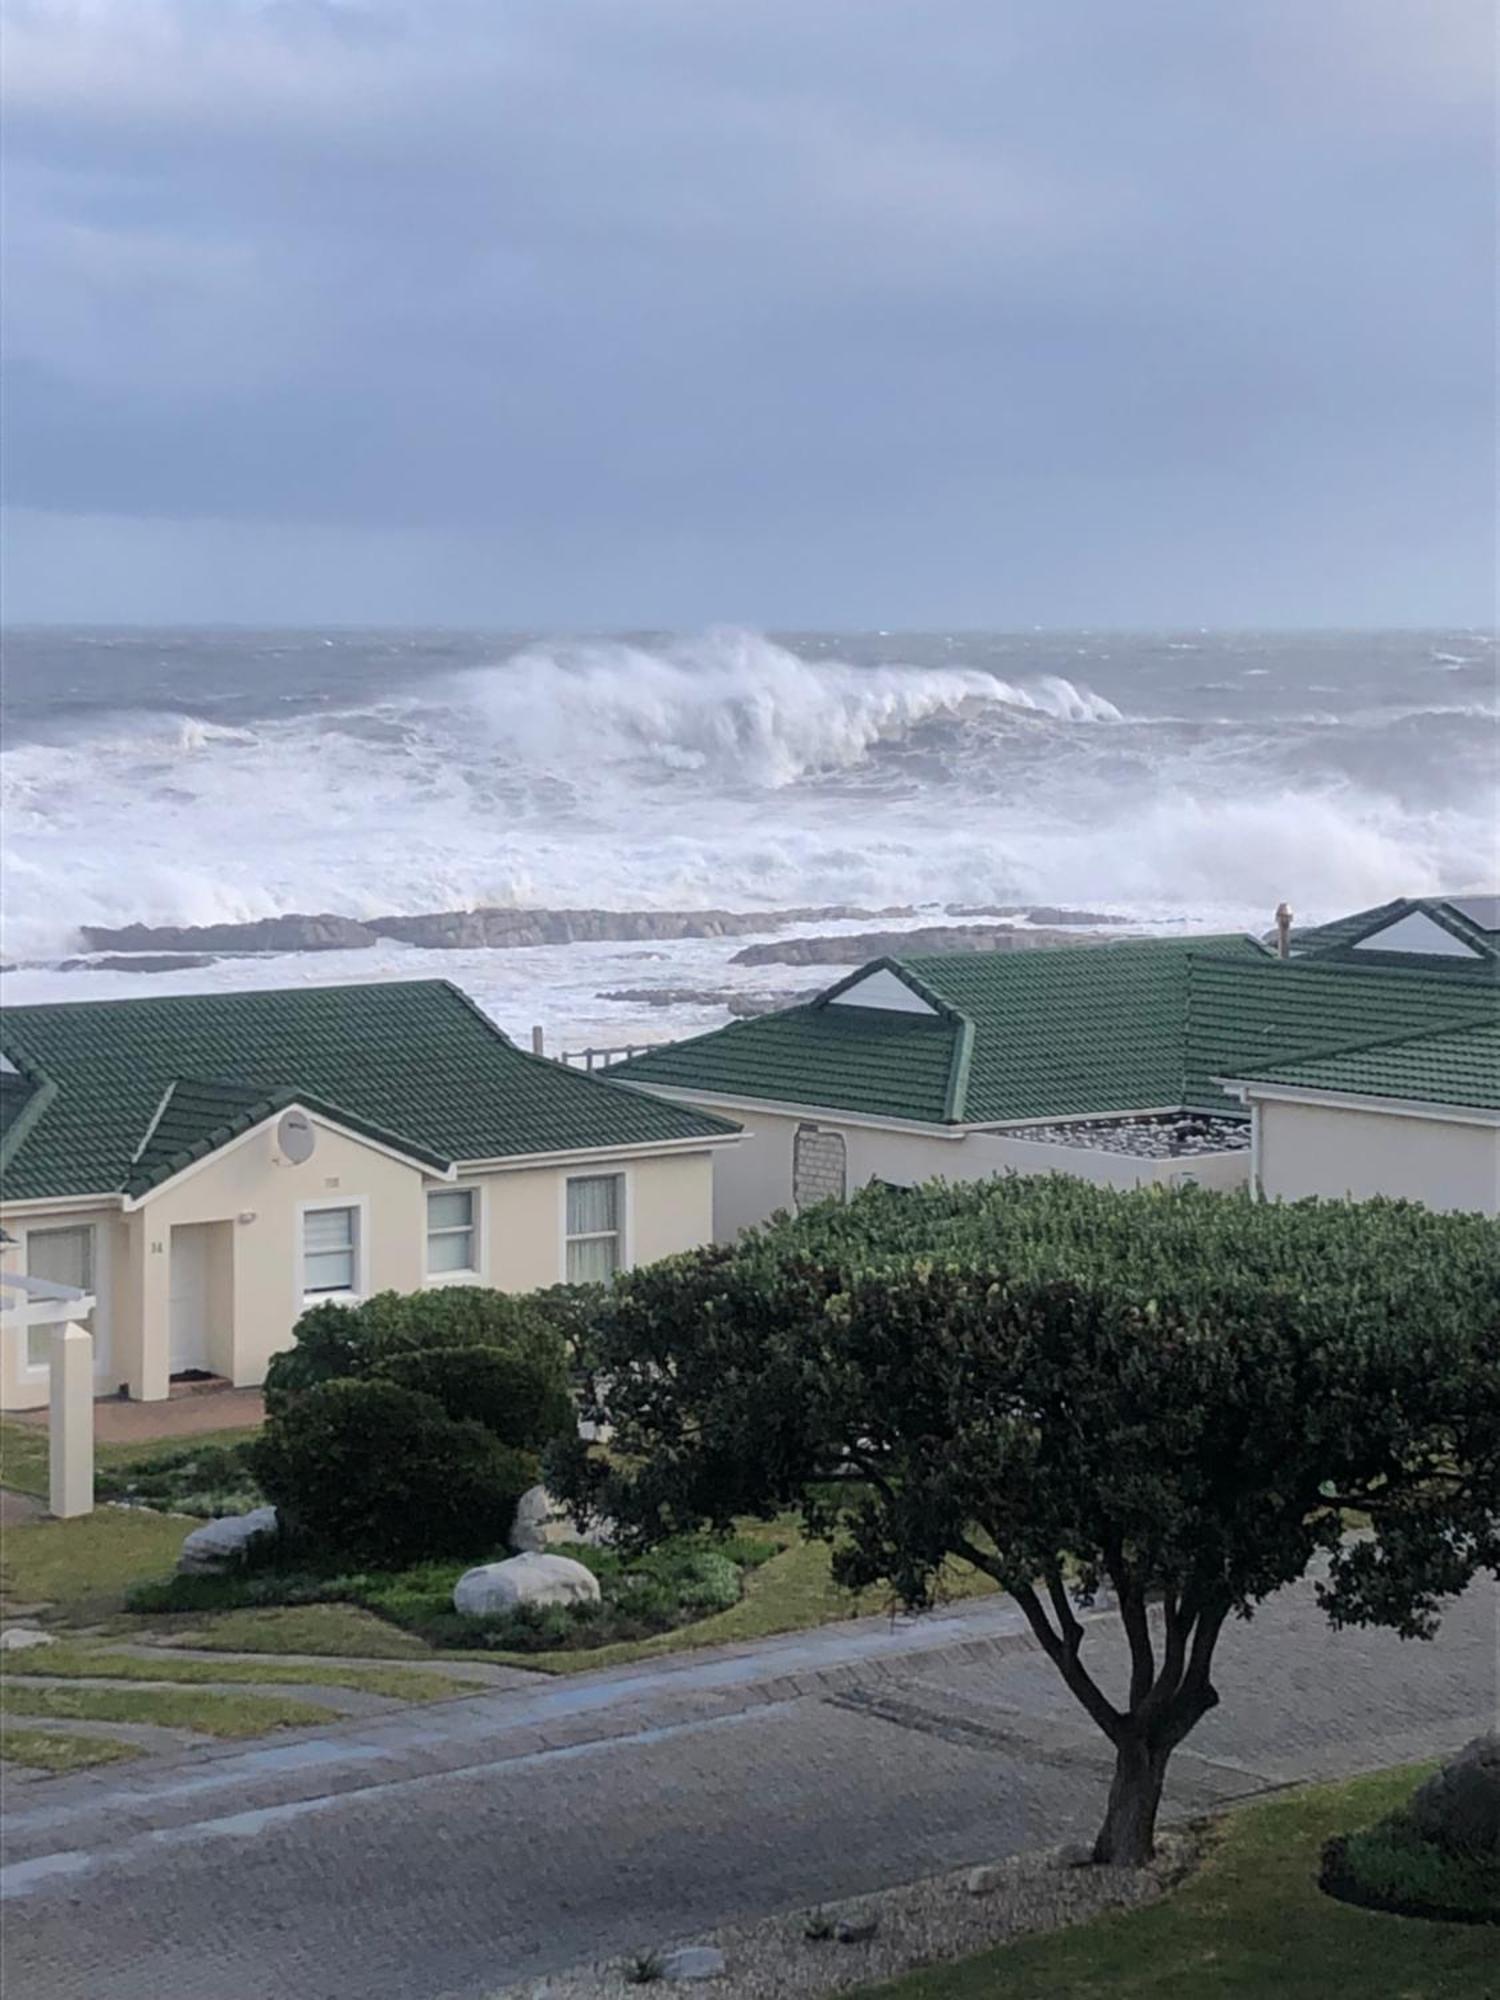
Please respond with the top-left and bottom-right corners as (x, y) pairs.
(262, 1285), (568, 1411)
(1321, 1814), (1500, 1926)
(250, 1378), (535, 1569)
(376, 1343), (572, 1451)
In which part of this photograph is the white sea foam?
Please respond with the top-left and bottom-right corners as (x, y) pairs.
(1, 628), (1494, 1042)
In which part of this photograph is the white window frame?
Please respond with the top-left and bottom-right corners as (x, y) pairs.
(562, 1169), (629, 1285)
(17, 1220), (110, 1385)
(297, 1196), (369, 1309)
(425, 1183), (483, 1284)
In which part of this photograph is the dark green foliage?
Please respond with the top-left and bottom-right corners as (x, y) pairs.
(1321, 1813), (1500, 1925)
(254, 1284), (574, 1569)
(250, 1378), (534, 1569)
(377, 1343), (572, 1451)
(126, 1530), (772, 1652)
(262, 1285), (566, 1411)
(96, 1439), (262, 1519)
(552, 1176), (1500, 1865)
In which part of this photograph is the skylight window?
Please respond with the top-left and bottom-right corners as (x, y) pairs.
(1448, 894), (1500, 935)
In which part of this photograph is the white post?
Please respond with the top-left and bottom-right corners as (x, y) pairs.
(48, 1319), (94, 1519)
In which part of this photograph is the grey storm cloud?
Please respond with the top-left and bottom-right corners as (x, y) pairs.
(0, 0), (1493, 625)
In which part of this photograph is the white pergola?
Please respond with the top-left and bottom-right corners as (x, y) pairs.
(0, 1266), (95, 1518)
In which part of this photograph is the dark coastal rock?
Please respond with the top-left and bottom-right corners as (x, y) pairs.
(732, 924), (1118, 967)
(79, 905), (916, 957)
(59, 953), (220, 974)
(946, 904), (1123, 927)
(81, 914), (378, 954)
(365, 905), (913, 949)
(597, 986), (818, 1016)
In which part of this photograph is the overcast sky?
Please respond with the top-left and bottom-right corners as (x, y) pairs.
(1, 1), (1493, 627)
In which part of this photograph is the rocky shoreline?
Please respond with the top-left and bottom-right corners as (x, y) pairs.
(732, 921), (1120, 967)
(69, 902), (1124, 965)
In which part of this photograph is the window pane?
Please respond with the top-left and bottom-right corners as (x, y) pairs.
(427, 1230), (475, 1274)
(304, 1207), (355, 1254)
(26, 1226), (95, 1368)
(567, 1176), (619, 1236)
(304, 1249), (355, 1293)
(427, 1190), (474, 1232)
(567, 1233), (619, 1285)
(27, 1226), (93, 1291)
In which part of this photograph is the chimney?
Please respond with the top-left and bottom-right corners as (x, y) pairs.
(1274, 902), (1293, 960)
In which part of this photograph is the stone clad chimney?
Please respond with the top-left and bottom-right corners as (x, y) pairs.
(1275, 902), (1294, 959)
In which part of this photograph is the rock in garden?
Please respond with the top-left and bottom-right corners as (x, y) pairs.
(658, 1946), (726, 1981)
(834, 1915), (879, 1943)
(965, 1863), (1006, 1897)
(1050, 1842), (1096, 1870)
(0, 1626), (55, 1652)
(176, 1506), (279, 1574)
(452, 1552), (601, 1616)
(508, 1485), (553, 1553)
(1408, 1732), (1500, 1856)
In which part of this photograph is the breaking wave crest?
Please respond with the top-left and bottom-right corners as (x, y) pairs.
(0, 627), (1493, 962)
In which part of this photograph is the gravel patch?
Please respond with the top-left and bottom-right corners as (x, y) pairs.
(492, 1830), (1201, 1999)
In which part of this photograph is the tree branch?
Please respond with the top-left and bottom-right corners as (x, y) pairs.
(1010, 1581), (1123, 1744)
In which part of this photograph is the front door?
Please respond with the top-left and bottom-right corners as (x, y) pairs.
(168, 1224), (214, 1375)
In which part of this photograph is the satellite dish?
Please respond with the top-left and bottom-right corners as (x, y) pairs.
(275, 1109), (316, 1165)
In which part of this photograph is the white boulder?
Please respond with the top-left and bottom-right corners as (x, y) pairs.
(452, 1551), (601, 1617)
(176, 1506), (279, 1575)
(509, 1484), (615, 1552)
(0, 1626), (56, 1653)
(659, 1946), (726, 1982)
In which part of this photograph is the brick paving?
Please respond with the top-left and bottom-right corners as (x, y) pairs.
(2, 1574), (1494, 2000)
(9, 1384), (264, 1444)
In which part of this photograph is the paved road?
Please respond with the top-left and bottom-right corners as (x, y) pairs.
(4, 1577), (1495, 2000)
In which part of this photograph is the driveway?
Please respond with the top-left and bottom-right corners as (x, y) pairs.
(3, 1575), (1494, 2000)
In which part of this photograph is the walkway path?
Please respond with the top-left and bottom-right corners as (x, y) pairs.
(3, 1574), (1493, 2000)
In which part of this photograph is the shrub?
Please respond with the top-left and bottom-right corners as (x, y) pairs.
(250, 1378), (534, 1569)
(1321, 1811), (1500, 1925)
(97, 1438), (263, 1518)
(377, 1342), (572, 1451)
(263, 1286), (567, 1410)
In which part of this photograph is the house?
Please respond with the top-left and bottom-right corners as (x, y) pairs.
(613, 900), (1499, 1234)
(1218, 893), (1500, 1212)
(0, 980), (739, 1412)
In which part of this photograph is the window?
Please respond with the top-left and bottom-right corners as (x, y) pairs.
(303, 1205), (358, 1296)
(25, 1225), (94, 1369)
(793, 1123), (847, 1211)
(566, 1174), (622, 1284)
(427, 1188), (477, 1275)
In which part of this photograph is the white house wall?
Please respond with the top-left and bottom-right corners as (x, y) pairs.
(700, 1102), (1248, 1241)
(1254, 1099), (1500, 1215)
(0, 1133), (718, 1410)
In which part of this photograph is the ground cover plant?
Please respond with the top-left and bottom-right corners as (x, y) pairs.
(127, 1529), (781, 1651)
(854, 1765), (1495, 2000)
(95, 1436), (262, 1518)
(553, 1176), (1500, 1865)
(251, 1284), (574, 1568)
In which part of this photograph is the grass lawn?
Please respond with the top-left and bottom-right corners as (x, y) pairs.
(0, 1641), (473, 1703)
(1, 1725), (142, 1775)
(1, 1507), (193, 1622)
(0, 1420), (262, 1502)
(853, 1766), (1496, 2000)
(478, 1519), (998, 1674)
(150, 1603), (441, 1659)
(0, 1679), (334, 1739)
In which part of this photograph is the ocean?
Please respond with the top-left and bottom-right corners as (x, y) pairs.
(1, 626), (1494, 1047)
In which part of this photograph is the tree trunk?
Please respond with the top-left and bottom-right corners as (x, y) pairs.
(1092, 1733), (1168, 1866)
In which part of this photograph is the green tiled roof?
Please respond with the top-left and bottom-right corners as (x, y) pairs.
(1185, 952), (1496, 1112)
(1228, 1015), (1500, 1112)
(0, 980), (737, 1203)
(616, 931), (1499, 1128)
(1290, 896), (1499, 970)
(617, 935), (1268, 1126)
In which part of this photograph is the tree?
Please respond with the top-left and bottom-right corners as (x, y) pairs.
(550, 1179), (1500, 1866)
